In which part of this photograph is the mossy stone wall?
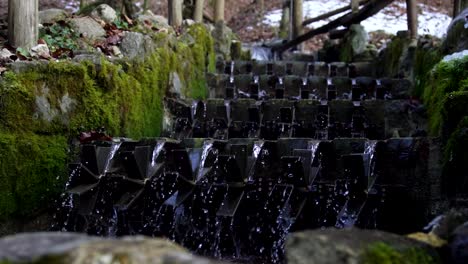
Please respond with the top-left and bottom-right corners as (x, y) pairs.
(0, 24), (215, 221)
(422, 56), (468, 200)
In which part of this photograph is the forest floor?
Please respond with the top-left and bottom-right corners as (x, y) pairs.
(0, 0), (454, 51)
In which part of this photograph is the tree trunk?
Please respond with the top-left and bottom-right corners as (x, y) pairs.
(279, 1), (291, 39)
(193, 0), (204, 22)
(292, 0), (303, 40)
(454, 0), (468, 17)
(214, 0), (225, 22)
(351, 0), (359, 13)
(8, 0), (38, 49)
(406, 0), (418, 40)
(169, 0), (183, 26)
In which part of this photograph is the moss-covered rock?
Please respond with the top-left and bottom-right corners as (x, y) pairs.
(0, 23), (215, 223)
(362, 242), (438, 264)
(422, 56), (468, 136)
(286, 229), (441, 264)
(420, 54), (468, 200)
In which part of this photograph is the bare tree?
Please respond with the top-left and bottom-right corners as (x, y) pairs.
(169, 0), (183, 26)
(214, 0), (225, 22)
(8, 0), (38, 49)
(406, 0), (418, 40)
(193, 0), (204, 22)
(292, 0), (303, 39)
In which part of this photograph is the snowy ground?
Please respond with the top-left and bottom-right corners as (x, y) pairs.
(264, 0), (452, 38)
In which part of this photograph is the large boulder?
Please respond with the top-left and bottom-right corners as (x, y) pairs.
(39, 9), (68, 24)
(286, 228), (441, 264)
(90, 4), (117, 24)
(211, 21), (237, 60)
(340, 24), (369, 62)
(136, 10), (171, 31)
(119, 31), (155, 59)
(0, 232), (222, 264)
(443, 8), (468, 54)
(70, 17), (106, 40)
(450, 222), (468, 264)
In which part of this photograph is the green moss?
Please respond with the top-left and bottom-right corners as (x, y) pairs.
(422, 56), (468, 135)
(362, 242), (437, 264)
(413, 47), (442, 98)
(0, 24), (216, 221)
(0, 132), (68, 219)
(379, 36), (406, 78)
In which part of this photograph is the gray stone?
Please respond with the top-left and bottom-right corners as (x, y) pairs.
(0, 232), (224, 264)
(450, 222), (468, 264)
(10, 61), (44, 74)
(183, 19), (196, 27)
(90, 4), (117, 24)
(136, 11), (171, 30)
(39, 9), (68, 24)
(443, 8), (468, 54)
(70, 17), (106, 40)
(111, 46), (123, 57)
(431, 208), (468, 240)
(348, 24), (369, 55)
(35, 84), (58, 122)
(211, 21), (236, 60)
(119, 31), (155, 59)
(339, 24), (369, 62)
(0, 232), (100, 263)
(0, 48), (14, 61)
(30, 44), (50, 58)
(286, 228), (439, 264)
(169, 72), (183, 97)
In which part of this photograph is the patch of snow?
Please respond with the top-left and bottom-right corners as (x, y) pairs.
(264, 0), (452, 38)
(443, 50), (468, 62)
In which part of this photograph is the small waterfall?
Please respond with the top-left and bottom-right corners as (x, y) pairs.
(308, 140), (321, 170)
(364, 140), (378, 189)
(191, 100), (198, 121)
(224, 100), (231, 125)
(197, 140), (215, 182)
(148, 141), (165, 178)
(103, 141), (122, 175)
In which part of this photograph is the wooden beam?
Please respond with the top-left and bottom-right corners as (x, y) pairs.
(302, 0), (370, 26)
(275, 0), (395, 53)
(8, 0), (38, 49)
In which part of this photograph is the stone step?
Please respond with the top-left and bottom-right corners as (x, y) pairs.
(217, 60), (377, 77)
(164, 98), (426, 140)
(207, 74), (411, 100)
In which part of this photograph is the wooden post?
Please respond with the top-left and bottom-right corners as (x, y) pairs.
(169, 0), (183, 27)
(214, 0), (225, 22)
(406, 0), (418, 40)
(279, 1), (291, 39)
(351, 0), (359, 13)
(292, 0), (303, 39)
(193, 0), (204, 22)
(8, 0), (38, 49)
